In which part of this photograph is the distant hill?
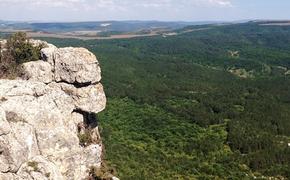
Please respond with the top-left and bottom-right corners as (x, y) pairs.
(0, 20), (220, 33)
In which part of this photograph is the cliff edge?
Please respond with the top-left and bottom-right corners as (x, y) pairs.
(0, 40), (115, 180)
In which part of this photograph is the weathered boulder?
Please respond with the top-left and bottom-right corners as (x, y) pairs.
(29, 39), (57, 50)
(22, 61), (54, 84)
(41, 45), (57, 65)
(0, 79), (104, 179)
(35, 46), (101, 85)
(0, 40), (111, 180)
(60, 83), (106, 113)
(0, 119), (39, 173)
(54, 47), (101, 84)
(17, 156), (63, 180)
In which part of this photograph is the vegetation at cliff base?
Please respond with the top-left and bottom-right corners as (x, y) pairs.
(43, 22), (290, 179)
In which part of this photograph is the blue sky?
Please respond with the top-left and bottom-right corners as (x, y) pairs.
(0, 0), (289, 22)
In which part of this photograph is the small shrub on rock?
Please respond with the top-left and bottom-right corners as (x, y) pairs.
(0, 32), (44, 79)
(27, 161), (39, 172)
(87, 163), (116, 180)
(78, 130), (94, 147)
(6, 32), (44, 64)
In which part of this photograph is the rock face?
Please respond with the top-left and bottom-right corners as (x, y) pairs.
(0, 40), (111, 180)
(54, 48), (102, 84)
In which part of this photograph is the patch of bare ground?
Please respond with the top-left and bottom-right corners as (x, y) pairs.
(27, 31), (159, 40)
(181, 27), (211, 34)
(1, 27), (212, 40)
(1, 29), (160, 40)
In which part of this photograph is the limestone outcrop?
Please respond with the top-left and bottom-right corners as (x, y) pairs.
(0, 40), (114, 180)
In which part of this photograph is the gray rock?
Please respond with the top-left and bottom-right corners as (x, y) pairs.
(0, 79), (105, 179)
(54, 47), (101, 84)
(0, 172), (18, 180)
(0, 107), (10, 136)
(0, 121), (39, 173)
(28, 46), (102, 86)
(22, 61), (54, 84)
(17, 156), (63, 180)
(41, 44), (58, 66)
(60, 83), (106, 113)
(0, 40), (110, 179)
(29, 39), (56, 50)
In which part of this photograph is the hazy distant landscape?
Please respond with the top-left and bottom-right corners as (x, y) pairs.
(0, 20), (223, 40)
(2, 20), (288, 40)
(0, 21), (186, 38)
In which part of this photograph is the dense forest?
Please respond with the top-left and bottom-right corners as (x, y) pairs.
(33, 22), (290, 179)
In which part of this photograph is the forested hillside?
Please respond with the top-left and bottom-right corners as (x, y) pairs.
(41, 22), (290, 179)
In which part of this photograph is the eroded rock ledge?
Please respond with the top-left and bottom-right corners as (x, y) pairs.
(0, 40), (113, 180)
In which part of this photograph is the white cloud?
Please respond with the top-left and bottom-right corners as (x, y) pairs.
(0, 0), (84, 8)
(0, 0), (234, 21)
(209, 0), (233, 7)
(0, 0), (233, 9)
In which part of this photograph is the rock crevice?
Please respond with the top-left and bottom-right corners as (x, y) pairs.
(0, 40), (110, 180)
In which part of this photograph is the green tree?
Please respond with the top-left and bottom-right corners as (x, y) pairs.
(0, 32), (44, 78)
(6, 32), (43, 64)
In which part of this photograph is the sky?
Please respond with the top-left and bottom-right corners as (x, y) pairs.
(0, 0), (289, 22)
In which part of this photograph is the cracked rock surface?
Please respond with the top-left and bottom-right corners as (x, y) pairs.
(0, 40), (108, 180)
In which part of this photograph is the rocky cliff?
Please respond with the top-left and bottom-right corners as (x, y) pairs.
(0, 40), (115, 179)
